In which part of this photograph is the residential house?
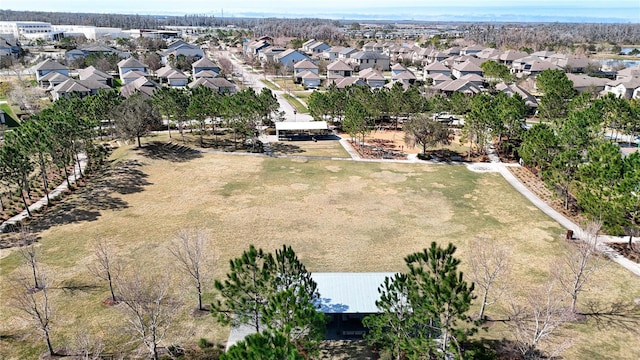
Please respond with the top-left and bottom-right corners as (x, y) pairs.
(604, 76), (640, 99)
(616, 64), (640, 79)
(427, 73), (452, 86)
(120, 76), (159, 98)
(159, 40), (204, 65)
(566, 73), (609, 93)
(301, 39), (319, 52)
(425, 49), (448, 64)
(359, 68), (386, 88)
(298, 70), (321, 89)
(362, 41), (384, 52)
(117, 57), (148, 83)
(274, 49), (309, 69)
(329, 76), (367, 89)
(548, 54), (593, 73)
(349, 51), (390, 71)
(258, 46), (286, 63)
(498, 50), (529, 66)
(78, 66), (114, 87)
(51, 78), (110, 101)
(326, 60), (353, 79)
(308, 41), (330, 55)
(39, 72), (70, 89)
(411, 47), (431, 65)
(452, 60), (483, 79)
(338, 47), (358, 60)
(460, 45), (485, 55)
(156, 66), (189, 87)
(391, 63), (416, 84)
(323, 46), (345, 61)
(531, 50), (555, 60)
(293, 60), (319, 76)
(34, 59), (69, 84)
(433, 79), (482, 96)
(191, 57), (220, 77)
(476, 48), (501, 60)
(459, 73), (484, 87)
(442, 46), (461, 56)
(244, 39), (271, 56)
(0, 36), (21, 58)
(511, 56), (558, 77)
(527, 60), (559, 77)
(424, 61), (451, 78)
(188, 77), (237, 94)
(495, 82), (538, 108)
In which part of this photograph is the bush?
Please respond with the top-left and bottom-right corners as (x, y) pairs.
(198, 338), (213, 349)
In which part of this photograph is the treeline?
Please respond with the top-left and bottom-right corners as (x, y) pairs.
(253, 18), (345, 42)
(0, 10), (240, 29)
(0, 86), (280, 219)
(463, 23), (640, 50)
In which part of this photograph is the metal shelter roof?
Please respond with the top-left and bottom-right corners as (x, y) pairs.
(312, 272), (397, 314)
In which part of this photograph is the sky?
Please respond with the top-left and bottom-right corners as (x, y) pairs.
(4, 0), (640, 22)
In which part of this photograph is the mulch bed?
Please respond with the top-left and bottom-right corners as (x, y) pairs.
(607, 243), (640, 263)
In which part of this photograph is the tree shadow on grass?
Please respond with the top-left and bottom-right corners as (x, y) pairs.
(2, 160), (153, 240)
(137, 141), (203, 162)
(270, 143), (304, 155)
(579, 299), (640, 334)
(56, 279), (102, 295)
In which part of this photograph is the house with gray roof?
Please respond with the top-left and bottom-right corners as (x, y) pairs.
(188, 77), (237, 94)
(191, 57), (220, 77)
(338, 47), (358, 60)
(349, 51), (390, 71)
(566, 73), (609, 93)
(51, 78), (110, 101)
(39, 71), (70, 89)
(159, 40), (204, 65)
(452, 60), (483, 79)
(117, 57), (148, 83)
(359, 68), (386, 88)
(326, 60), (353, 79)
(78, 66), (113, 87)
(323, 46), (345, 61)
(34, 59), (69, 83)
(156, 66), (188, 87)
(604, 76), (640, 99)
(495, 82), (538, 108)
(433, 78), (482, 96)
(120, 77), (158, 99)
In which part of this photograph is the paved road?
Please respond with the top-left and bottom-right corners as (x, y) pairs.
(224, 51), (313, 122)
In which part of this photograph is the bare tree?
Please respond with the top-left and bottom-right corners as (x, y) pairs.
(117, 269), (179, 360)
(506, 280), (573, 359)
(71, 327), (104, 360)
(218, 56), (233, 76)
(555, 221), (606, 313)
(10, 271), (55, 356)
(168, 228), (212, 311)
(87, 235), (122, 304)
(18, 227), (41, 290)
(467, 235), (511, 320)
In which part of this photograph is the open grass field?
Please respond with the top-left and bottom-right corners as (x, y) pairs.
(0, 143), (639, 359)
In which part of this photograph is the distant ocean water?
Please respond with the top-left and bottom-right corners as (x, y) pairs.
(232, 6), (640, 23)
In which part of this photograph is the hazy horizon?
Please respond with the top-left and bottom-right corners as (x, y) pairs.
(3, 1), (639, 23)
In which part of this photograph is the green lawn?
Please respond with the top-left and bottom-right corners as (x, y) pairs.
(282, 93), (308, 113)
(0, 146), (638, 359)
(0, 103), (22, 128)
(260, 79), (279, 91)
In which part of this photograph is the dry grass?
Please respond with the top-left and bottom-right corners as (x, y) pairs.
(0, 142), (639, 359)
(270, 140), (350, 158)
